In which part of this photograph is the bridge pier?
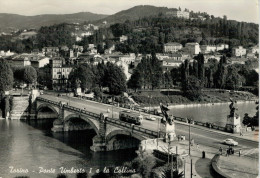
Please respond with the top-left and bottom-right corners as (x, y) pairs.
(36, 98), (155, 152)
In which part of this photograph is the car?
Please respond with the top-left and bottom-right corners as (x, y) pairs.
(145, 116), (156, 121)
(223, 139), (238, 146)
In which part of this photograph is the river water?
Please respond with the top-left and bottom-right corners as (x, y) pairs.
(0, 119), (137, 178)
(0, 101), (257, 178)
(169, 101), (257, 127)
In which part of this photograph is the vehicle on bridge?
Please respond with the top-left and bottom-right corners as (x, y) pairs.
(119, 110), (143, 125)
(223, 138), (238, 146)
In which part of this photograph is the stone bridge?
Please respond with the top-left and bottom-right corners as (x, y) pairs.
(35, 97), (164, 152)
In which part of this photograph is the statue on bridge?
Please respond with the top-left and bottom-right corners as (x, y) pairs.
(229, 98), (238, 118)
(160, 103), (174, 125)
(160, 103), (176, 142)
(226, 98), (241, 133)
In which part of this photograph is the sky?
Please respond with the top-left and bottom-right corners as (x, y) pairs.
(0, 0), (259, 23)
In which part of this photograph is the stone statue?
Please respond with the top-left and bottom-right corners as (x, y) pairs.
(160, 103), (173, 125)
(229, 98), (237, 117)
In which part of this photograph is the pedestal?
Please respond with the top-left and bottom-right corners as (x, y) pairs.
(161, 116), (176, 142)
(226, 115), (241, 133)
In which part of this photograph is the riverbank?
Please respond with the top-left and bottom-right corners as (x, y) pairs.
(131, 90), (257, 107)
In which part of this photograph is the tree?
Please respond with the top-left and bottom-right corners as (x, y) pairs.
(127, 69), (143, 91)
(0, 59), (13, 93)
(23, 66), (37, 87)
(225, 65), (243, 90)
(104, 63), (126, 95)
(182, 75), (203, 101)
(68, 64), (95, 92)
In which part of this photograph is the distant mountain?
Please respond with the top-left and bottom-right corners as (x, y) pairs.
(95, 5), (177, 24)
(0, 12), (108, 32)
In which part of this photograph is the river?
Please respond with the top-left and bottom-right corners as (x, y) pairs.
(0, 119), (137, 178)
(169, 101), (257, 127)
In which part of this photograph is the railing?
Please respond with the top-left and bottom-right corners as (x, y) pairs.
(37, 97), (164, 138)
(37, 96), (227, 133)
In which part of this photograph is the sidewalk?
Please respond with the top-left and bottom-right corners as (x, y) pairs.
(144, 139), (217, 178)
(174, 120), (259, 142)
(218, 154), (259, 178)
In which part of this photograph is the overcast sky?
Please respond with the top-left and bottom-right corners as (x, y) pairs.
(0, 0), (259, 23)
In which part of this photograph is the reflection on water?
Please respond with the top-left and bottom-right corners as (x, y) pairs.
(0, 119), (137, 178)
(169, 102), (257, 126)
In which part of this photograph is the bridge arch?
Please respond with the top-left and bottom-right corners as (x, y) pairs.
(106, 129), (147, 142)
(64, 114), (99, 134)
(37, 104), (59, 116)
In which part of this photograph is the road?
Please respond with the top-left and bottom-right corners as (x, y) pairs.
(39, 94), (259, 154)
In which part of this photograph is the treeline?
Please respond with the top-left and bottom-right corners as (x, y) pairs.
(68, 62), (126, 95)
(110, 16), (258, 54)
(128, 54), (259, 100)
(0, 14), (258, 55)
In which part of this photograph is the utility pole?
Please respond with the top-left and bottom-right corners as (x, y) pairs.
(157, 117), (160, 149)
(112, 95), (114, 119)
(189, 118), (191, 155)
(191, 159), (193, 178)
(176, 146), (178, 173)
(171, 153), (173, 178)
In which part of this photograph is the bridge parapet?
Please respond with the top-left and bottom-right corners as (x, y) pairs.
(36, 97), (166, 152)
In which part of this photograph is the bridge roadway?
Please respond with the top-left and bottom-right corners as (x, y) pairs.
(39, 95), (258, 152)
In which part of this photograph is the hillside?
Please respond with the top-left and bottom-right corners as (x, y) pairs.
(0, 12), (108, 32)
(94, 5), (176, 25)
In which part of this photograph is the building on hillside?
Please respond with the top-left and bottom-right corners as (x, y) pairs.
(12, 54), (31, 67)
(216, 44), (229, 51)
(166, 10), (189, 19)
(232, 46), (246, 57)
(200, 44), (229, 54)
(30, 56), (50, 68)
(161, 58), (183, 72)
(185, 42), (200, 55)
(119, 35), (128, 43)
(0, 50), (15, 57)
(164, 42), (183, 53)
(42, 47), (59, 54)
(50, 57), (73, 90)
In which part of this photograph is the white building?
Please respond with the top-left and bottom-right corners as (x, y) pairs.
(200, 44), (229, 54)
(31, 56), (50, 68)
(0, 50), (15, 57)
(120, 35), (128, 43)
(232, 46), (247, 57)
(166, 10), (189, 19)
(185, 42), (201, 55)
(164, 42), (183, 53)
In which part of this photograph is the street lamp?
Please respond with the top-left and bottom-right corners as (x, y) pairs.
(188, 118), (192, 155)
(157, 116), (161, 149)
(148, 95), (153, 119)
(112, 95), (114, 119)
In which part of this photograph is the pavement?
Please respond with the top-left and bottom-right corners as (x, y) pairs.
(218, 154), (259, 178)
(143, 138), (258, 178)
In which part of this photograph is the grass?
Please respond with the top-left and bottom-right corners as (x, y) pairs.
(130, 89), (257, 106)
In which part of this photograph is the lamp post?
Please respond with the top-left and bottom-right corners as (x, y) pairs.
(148, 95), (152, 119)
(189, 118), (192, 155)
(112, 95), (114, 119)
(157, 116), (161, 149)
